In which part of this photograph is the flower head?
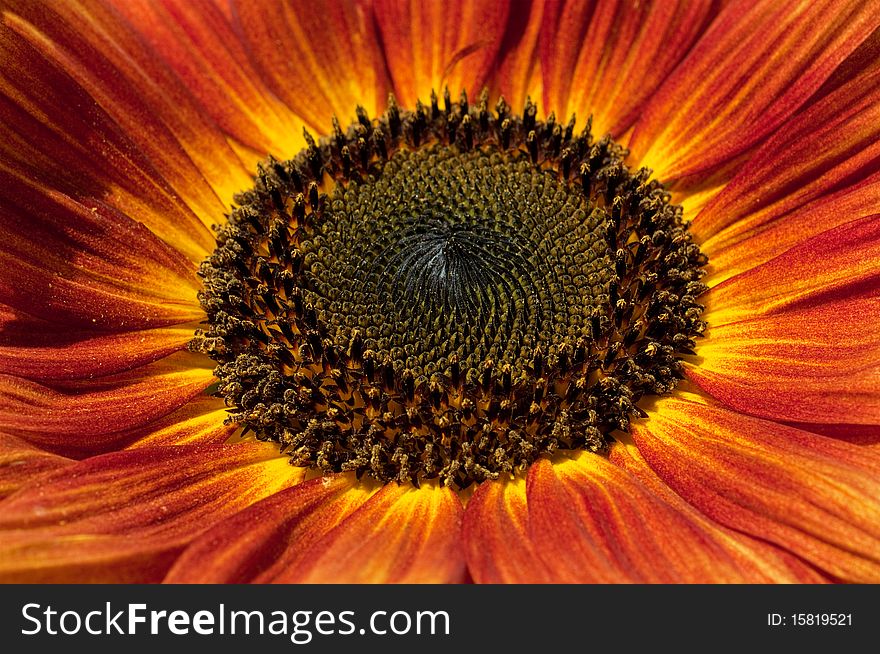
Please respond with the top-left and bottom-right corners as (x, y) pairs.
(1, 0), (878, 583)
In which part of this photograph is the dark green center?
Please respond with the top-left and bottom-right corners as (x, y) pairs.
(305, 145), (611, 385)
(195, 91), (708, 489)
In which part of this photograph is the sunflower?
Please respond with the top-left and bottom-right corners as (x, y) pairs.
(1, 0), (878, 585)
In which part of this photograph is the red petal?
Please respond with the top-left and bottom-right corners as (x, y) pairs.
(526, 453), (822, 583)
(164, 473), (373, 583)
(632, 395), (880, 582)
(692, 217), (880, 426)
(783, 422), (880, 448)
(630, 0), (880, 185)
(706, 215), (880, 318)
(0, 441), (296, 582)
(541, 0), (716, 136)
(374, 0), (510, 109)
(0, 304), (195, 381)
(0, 2), (252, 260)
(235, 0), (389, 133)
(123, 394), (236, 449)
(280, 481), (466, 583)
(0, 169), (203, 330)
(0, 352), (215, 456)
(609, 442), (827, 583)
(694, 59), (880, 281)
(690, 296), (880, 426)
(0, 433), (73, 499)
(491, 0), (544, 113)
(111, 0), (303, 157)
(461, 475), (554, 583)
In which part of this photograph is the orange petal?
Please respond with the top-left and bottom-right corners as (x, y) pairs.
(694, 58), (880, 282)
(525, 457), (625, 582)
(526, 453), (819, 583)
(490, 0), (543, 112)
(111, 0), (303, 157)
(690, 295), (880, 426)
(783, 421), (880, 448)
(0, 351), (215, 456)
(1, 385), (230, 458)
(280, 481), (466, 583)
(374, 0), (510, 109)
(0, 304), (196, 381)
(461, 475), (554, 583)
(0, 2), (251, 259)
(164, 473), (373, 583)
(703, 175), (880, 287)
(706, 215), (880, 319)
(234, 0), (389, 134)
(630, 0), (880, 186)
(608, 441), (827, 583)
(541, 0), (717, 137)
(693, 216), (880, 425)
(0, 441), (296, 582)
(0, 168), (203, 330)
(123, 394), (236, 449)
(632, 395), (880, 582)
(0, 432), (73, 499)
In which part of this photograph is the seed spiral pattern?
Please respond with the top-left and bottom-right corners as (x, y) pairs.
(195, 90), (708, 488)
(304, 146), (611, 384)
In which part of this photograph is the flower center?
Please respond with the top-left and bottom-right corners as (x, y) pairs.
(195, 91), (708, 489)
(306, 145), (612, 384)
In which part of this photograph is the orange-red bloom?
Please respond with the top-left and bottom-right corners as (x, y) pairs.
(1, 0), (878, 583)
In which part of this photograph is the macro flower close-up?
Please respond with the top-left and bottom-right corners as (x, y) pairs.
(1, 0), (878, 584)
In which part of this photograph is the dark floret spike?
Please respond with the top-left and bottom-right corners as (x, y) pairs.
(292, 193), (306, 226)
(381, 359), (395, 391)
(590, 311), (603, 340)
(430, 90), (440, 119)
(284, 164), (303, 194)
(363, 351), (376, 382)
(340, 145), (353, 179)
(401, 369), (415, 402)
(356, 136), (370, 169)
(371, 127), (388, 161)
(307, 182), (319, 211)
(331, 116), (345, 150)
(477, 88), (490, 131)
(532, 348), (544, 378)
(303, 128), (323, 178)
(450, 354), (461, 389)
(526, 130), (538, 163)
(412, 100), (427, 146)
(269, 188), (285, 214)
(500, 118), (513, 150)
(356, 106), (372, 131)
(523, 97), (537, 132)
(580, 162), (592, 197)
(270, 157), (290, 185)
(495, 95), (509, 120)
(446, 113), (459, 143)
(560, 147), (574, 179)
(548, 123), (563, 157)
(461, 114), (474, 150)
(615, 248), (628, 279)
(386, 93), (401, 138)
(564, 114), (576, 142)
(347, 331), (363, 363)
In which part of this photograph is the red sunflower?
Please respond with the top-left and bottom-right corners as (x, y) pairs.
(1, 0), (878, 584)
